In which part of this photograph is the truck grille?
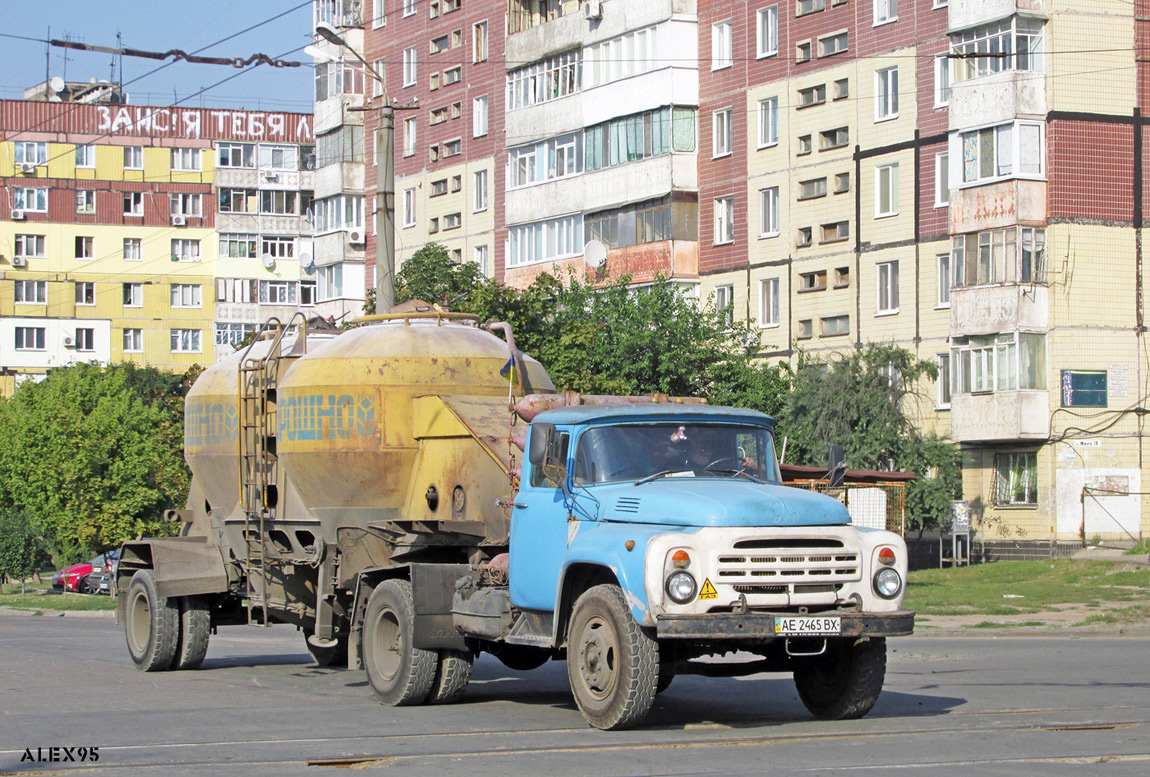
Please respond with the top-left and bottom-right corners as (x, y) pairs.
(716, 538), (860, 586)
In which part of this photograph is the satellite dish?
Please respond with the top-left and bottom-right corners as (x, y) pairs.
(261, 253), (276, 269)
(48, 95), (63, 103)
(583, 239), (607, 269)
(49, 76), (65, 93)
(300, 252), (315, 273)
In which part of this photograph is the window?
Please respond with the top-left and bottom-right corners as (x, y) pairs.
(473, 95), (488, 137)
(798, 84), (826, 108)
(951, 17), (1044, 83)
(712, 21), (732, 70)
(14, 188), (48, 212)
(123, 238), (141, 262)
(834, 172), (851, 193)
(821, 221), (849, 243)
(122, 191), (143, 216)
(797, 0), (825, 15)
(507, 50), (581, 110)
(451, 102), (462, 119)
(834, 266), (850, 288)
(429, 217), (440, 234)
(820, 126), (849, 150)
(585, 25), (659, 87)
(713, 109), (733, 157)
(300, 281), (317, 306)
(798, 319), (813, 339)
(75, 282), (95, 306)
(75, 236), (94, 260)
(219, 233), (257, 259)
(935, 353), (952, 407)
(759, 187), (779, 236)
(372, 0), (386, 27)
(123, 146), (143, 169)
(585, 107), (688, 172)
(798, 177), (827, 200)
(994, 452), (1037, 507)
(443, 138), (462, 158)
(318, 264), (344, 301)
(75, 144), (95, 168)
(509, 132), (582, 185)
(372, 59), (386, 97)
(403, 47), (417, 87)
(402, 117), (417, 157)
(821, 315), (849, 336)
(170, 329), (202, 353)
(76, 190), (96, 215)
(797, 227), (813, 247)
(833, 78), (849, 99)
(876, 163), (899, 216)
(875, 67), (899, 121)
(123, 329), (143, 353)
(714, 196), (734, 244)
(313, 194), (364, 233)
(316, 126), (365, 168)
(937, 253), (951, 306)
(15, 234), (46, 258)
(757, 6), (779, 58)
(951, 226), (1046, 287)
(259, 280), (297, 304)
(874, 0), (897, 25)
(262, 236), (295, 259)
(714, 285), (734, 328)
(877, 261), (899, 313)
(171, 239), (201, 262)
(171, 283), (202, 308)
(507, 214), (584, 267)
(759, 278), (779, 327)
(259, 190), (298, 215)
(474, 169), (488, 212)
(799, 270), (826, 291)
(403, 0), (415, 15)
(431, 178), (448, 197)
(171, 193), (202, 217)
(796, 41), (812, 63)
(259, 145), (299, 170)
(473, 245), (489, 275)
(218, 188), (254, 214)
(217, 142), (254, 168)
(123, 282), (143, 307)
(958, 121), (1043, 184)
(444, 212), (462, 230)
(443, 66), (462, 86)
(171, 148), (202, 171)
(584, 197), (683, 249)
(403, 188), (416, 227)
(935, 153), (950, 206)
(431, 35), (449, 54)
(15, 327), (46, 351)
(216, 278), (256, 303)
(934, 55), (950, 107)
(315, 59), (367, 101)
(15, 141), (48, 165)
(757, 97), (778, 148)
(951, 333), (1046, 394)
(797, 135), (812, 155)
(473, 21), (488, 61)
(818, 31), (848, 57)
(431, 107), (449, 126)
(73, 328), (95, 352)
(14, 280), (47, 303)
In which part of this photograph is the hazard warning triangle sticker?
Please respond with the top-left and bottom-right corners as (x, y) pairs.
(698, 578), (718, 600)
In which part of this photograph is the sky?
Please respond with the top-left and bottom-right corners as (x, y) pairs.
(1, 1), (315, 113)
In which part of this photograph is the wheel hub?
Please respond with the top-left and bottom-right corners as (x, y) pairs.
(577, 617), (617, 698)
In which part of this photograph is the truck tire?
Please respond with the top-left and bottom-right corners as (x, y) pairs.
(491, 644), (550, 672)
(362, 579), (436, 706)
(794, 637), (886, 720)
(428, 649), (473, 704)
(566, 584), (658, 730)
(170, 596), (211, 671)
(304, 628), (349, 667)
(124, 569), (179, 672)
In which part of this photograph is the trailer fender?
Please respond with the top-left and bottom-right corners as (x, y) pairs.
(351, 563), (470, 655)
(117, 538), (231, 599)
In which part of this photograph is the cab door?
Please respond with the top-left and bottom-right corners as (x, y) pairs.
(509, 429), (571, 611)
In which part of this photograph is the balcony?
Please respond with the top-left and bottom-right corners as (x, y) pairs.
(950, 179), (1046, 234)
(950, 284), (1048, 337)
(951, 389), (1049, 442)
(949, 0), (1046, 33)
(949, 69), (1046, 129)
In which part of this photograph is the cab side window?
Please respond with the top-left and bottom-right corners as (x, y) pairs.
(530, 431), (569, 488)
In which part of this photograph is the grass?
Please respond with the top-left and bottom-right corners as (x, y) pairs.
(1075, 605), (1150, 627)
(0, 582), (116, 614)
(1126, 540), (1150, 556)
(906, 559), (1150, 617)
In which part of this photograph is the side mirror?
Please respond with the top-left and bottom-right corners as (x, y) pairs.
(528, 423), (554, 467)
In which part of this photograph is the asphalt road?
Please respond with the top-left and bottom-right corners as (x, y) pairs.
(1, 615), (1148, 776)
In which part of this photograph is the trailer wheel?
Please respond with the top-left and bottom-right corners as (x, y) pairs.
(362, 579), (436, 706)
(170, 596), (211, 671)
(124, 569), (179, 672)
(428, 649), (473, 704)
(794, 637), (886, 720)
(566, 584), (658, 730)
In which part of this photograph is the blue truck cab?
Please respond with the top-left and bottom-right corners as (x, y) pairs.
(504, 403), (913, 729)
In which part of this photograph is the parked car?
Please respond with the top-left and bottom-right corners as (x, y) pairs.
(51, 550), (121, 595)
(52, 561), (94, 593)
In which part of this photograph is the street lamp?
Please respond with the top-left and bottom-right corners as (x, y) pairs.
(314, 22), (395, 313)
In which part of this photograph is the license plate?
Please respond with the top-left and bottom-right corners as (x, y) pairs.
(774, 616), (841, 636)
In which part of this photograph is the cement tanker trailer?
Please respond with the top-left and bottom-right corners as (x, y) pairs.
(117, 311), (914, 730)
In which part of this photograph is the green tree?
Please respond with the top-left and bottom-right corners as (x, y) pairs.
(0, 363), (190, 563)
(0, 513), (44, 593)
(781, 343), (960, 533)
(394, 242), (485, 309)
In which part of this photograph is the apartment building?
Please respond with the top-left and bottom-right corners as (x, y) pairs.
(0, 97), (315, 393)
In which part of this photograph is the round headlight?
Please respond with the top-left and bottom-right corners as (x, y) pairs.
(665, 571), (697, 604)
(873, 568), (902, 600)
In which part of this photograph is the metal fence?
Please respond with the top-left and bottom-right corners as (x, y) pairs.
(785, 480), (906, 537)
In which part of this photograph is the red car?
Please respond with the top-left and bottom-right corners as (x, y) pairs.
(51, 561), (95, 593)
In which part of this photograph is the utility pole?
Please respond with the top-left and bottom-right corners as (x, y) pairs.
(315, 23), (396, 314)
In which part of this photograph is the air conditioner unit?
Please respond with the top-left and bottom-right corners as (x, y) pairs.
(172, 215), (188, 226)
(11, 255), (28, 268)
(263, 170), (279, 181)
(63, 336), (74, 347)
(348, 228), (366, 245)
(20, 162), (37, 175)
(584, 0), (603, 20)
(11, 210), (25, 220)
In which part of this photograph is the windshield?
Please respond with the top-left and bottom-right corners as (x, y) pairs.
(572, 423), (780, 485)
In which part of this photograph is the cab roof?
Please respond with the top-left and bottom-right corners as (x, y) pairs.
(532, 402), (777, 427)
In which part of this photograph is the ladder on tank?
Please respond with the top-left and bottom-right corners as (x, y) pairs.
(237, 313), (309, 626)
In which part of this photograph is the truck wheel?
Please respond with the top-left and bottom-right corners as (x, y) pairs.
(566, 584), (658, 730)
(794, 637), (887, 720)
(362, 579), (436, 706)
(170, 596), (211, 671)
(428, 649), (473, 704)
(304, 628), (349, 667)
(491, 644), (550, 671)
(124, 569), (179, 672)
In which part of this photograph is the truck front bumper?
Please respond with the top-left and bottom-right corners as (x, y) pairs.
(655, 610), (914, 640)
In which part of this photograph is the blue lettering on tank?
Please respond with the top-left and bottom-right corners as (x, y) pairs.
(278, 393), (376, 441)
